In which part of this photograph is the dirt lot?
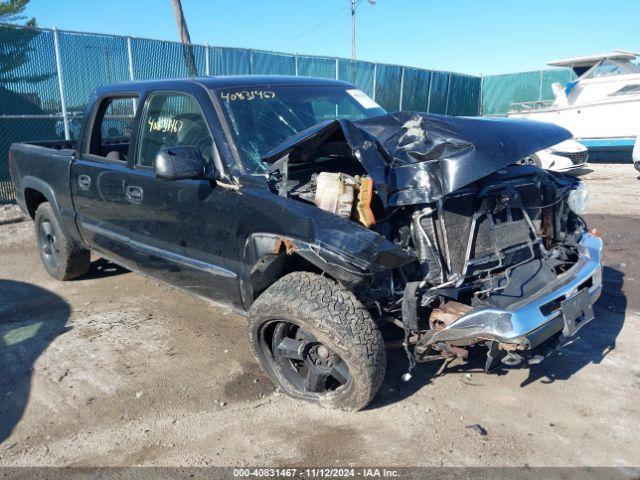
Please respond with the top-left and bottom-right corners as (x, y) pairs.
(0, 163), (639, 467)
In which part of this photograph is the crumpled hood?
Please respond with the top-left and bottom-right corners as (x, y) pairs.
(263, 112), (572, 206)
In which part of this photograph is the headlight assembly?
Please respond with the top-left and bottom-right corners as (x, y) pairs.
(568, 181), (589, 215)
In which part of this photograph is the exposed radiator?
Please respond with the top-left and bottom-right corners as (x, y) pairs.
(427, 181), (543, 279)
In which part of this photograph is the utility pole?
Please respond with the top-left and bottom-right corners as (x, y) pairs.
(351, 0), (356, 61)
(350, 0), (375, 83)
(351, 0), (376, 61)
(171, 0), (198, 76)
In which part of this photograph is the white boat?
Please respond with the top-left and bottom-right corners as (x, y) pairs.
(509, 50), (640, 149)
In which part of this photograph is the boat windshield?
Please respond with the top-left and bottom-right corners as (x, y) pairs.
(214, 85), (386, 174)
(581, 59), (640, 79)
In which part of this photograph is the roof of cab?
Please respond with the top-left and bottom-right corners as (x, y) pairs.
(94, 75), (353, 95)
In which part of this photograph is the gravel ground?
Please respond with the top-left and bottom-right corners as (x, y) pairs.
(0, 162), (638, 467)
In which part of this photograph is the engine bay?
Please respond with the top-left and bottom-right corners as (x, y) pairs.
(272, 157), (584, 299)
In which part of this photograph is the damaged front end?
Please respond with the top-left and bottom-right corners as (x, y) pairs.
(262, 112), (603, 371)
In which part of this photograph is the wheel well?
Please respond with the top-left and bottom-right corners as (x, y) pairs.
(24, 188), (48, 219)
(249, 250), (321, 305)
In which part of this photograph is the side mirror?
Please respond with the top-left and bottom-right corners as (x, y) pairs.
(154, 145), (213, 180)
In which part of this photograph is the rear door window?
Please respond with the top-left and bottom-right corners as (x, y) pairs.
(87, 96), (138, 161)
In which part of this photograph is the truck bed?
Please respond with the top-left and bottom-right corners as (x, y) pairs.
(9, 141), (78, 229)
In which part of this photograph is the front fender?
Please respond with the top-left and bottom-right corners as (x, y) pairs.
(236, 180), (415, 308)
(240, 231), (414, 308)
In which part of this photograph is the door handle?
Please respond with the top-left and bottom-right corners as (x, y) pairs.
(78, 174), (91, 190)
(125, 185), (143, 204)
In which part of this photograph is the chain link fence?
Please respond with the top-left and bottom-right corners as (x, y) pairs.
(481, 69), (576, 116)
(0, 23), (482, 204)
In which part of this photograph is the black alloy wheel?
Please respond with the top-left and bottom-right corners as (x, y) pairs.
(264, 320), (351, 394)
(37, 217), (60, 271)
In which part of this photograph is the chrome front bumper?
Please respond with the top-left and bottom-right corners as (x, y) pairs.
(428, 233), (603, 349)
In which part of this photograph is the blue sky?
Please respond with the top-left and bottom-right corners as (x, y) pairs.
(23, 0), (640, 75)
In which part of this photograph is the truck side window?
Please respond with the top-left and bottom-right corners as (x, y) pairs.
(137, 92), (214, 168)
(88, 96), (138, 161)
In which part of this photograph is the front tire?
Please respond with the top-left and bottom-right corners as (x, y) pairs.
(248, 272), (386, 411)
(35, 202), (90, 280)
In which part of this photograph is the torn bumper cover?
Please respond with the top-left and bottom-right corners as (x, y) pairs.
(425, 233), (603, 349)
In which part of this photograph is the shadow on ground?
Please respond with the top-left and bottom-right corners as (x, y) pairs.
(0, 280), (71, 443)
(574, 167), (594, 176)
(78, 257), (128, 281)
(521, 265), (625, 386)
(369, 266), (626, 409)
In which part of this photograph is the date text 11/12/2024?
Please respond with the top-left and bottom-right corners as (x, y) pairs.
(233, 468), (401, 478)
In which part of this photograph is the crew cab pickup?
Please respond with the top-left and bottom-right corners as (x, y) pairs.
(9, 77), (603, 410)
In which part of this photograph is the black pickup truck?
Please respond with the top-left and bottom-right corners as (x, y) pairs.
(9, 76), (603, 410)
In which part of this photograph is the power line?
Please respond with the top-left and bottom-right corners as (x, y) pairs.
(275, 2), (359, 50)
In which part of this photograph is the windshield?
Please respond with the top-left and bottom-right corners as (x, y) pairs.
(582, 59), (640, 79)
(215, 85), (386, 173)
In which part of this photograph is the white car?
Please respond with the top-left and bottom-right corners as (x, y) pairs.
(521, 139), (589, 172)
(633, 135), (640, 172)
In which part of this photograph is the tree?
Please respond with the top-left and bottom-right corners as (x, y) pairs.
(0, 0), (35, 25)
(0, 0), (49, 84)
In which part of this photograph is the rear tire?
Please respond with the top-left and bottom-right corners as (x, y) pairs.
(248, 272), (386, 411)
(35, 202), (90, 280)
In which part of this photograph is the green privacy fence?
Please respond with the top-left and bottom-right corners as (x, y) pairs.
(481, 69), (577, 115)
(0, 23), (482, 203)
